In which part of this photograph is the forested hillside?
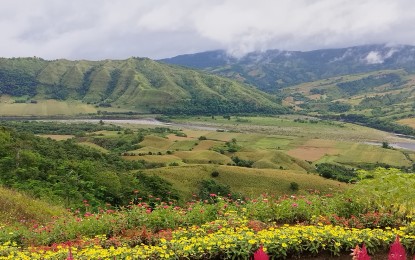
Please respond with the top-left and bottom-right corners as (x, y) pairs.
(0, 57), (286, 115)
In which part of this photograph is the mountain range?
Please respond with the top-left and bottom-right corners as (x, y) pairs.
(160, 44), (415, 92)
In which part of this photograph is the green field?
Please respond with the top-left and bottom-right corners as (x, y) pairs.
(144, 164), (347, 199)
(0, 100), (97, 116)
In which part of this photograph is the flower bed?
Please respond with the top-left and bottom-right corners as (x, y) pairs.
(1, 217), (414, 259)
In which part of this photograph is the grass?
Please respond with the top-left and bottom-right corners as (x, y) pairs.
(124, 154), (182, 164)
(0, 186), (65, 224)
(0, 100), (97, 116)
(172, 116), (394, 142)
(144, 165), (347, 200)
(193, 140), (222, 151)
(316, 142), (413, 167)
(397, 117), (415, 128)
(169, 140), (198, 151)
(139, 135), (172, 150)
(78, 141), (109, 153)
(286, 139), (339, 161)
(174, 150), (232, 164)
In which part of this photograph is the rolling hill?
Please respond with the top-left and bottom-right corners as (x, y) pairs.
(161, 44), (415, 93)
(0, 57), (286, 115)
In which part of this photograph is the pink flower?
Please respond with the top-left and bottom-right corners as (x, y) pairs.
(209, 193), (217, 197)
(358, 244), (371, 260)
(66, 242), (73, 260)
(291, 203), (298, 207)
(389, 235), (406, 260)
(253, 246), (269, 260)
(351, 244), (371, 260)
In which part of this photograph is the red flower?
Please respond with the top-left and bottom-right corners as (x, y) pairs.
(66, 242), (73, 260)
(253, 246), (269, 260)
(351, 244), (370, 260)
(389, 235), (406, 260)
(358, 244), (370, 260)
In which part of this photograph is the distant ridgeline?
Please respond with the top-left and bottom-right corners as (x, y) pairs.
(161, 44), (415, 92)
(0, 57), (286, 115)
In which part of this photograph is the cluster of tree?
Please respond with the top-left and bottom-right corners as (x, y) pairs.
(197, 179), (242, 201)
(231, 156), (254, 168)
(0, 70), (38, 96)
(328, 114), (415, 136)
(328, 101), (352, 113)
(356, 92), (407, 110)
(153, 97), (287, 115)
(0, 121), (122, 136)
(337, 73), (402, 96)
(44, 83), (69, 100)
(0, 127), (179, 208)
(103, 69), (122, 100)
(316, 163), (358, 183)
(91, 134), (143, 153)
(309, 88), (326, 95)
(78, 67), (96, 97)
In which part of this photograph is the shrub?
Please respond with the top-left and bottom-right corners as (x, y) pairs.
(211, 171), (220, 178)
(289, 182), (299, 192)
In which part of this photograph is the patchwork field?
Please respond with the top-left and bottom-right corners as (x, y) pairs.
(102, 116), (415, 174)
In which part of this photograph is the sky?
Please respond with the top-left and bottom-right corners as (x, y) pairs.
(1, 0), (414, 60)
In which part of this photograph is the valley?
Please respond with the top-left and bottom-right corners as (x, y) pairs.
(1, 45), (415, 259)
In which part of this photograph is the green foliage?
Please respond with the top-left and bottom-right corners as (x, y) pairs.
(0, 121), (122, 136)
(231, 156), (254, 168)
(347, 167), (415, 218)
(382, 141), (391, 149)
(337, 73), (402, 95)
(0, 57), (286, 115)
(211, 171), (220, 178)
(327, 113), (415, 136)
(198, 180), (232, 200)
(316, 163), (358, 183)
(0, 70), (38, 97)
(289, 182), (299, 191)
(134, 172), (180, 202)
(328, 101), (352, 113)
(0, 127), (144, 208)
(91, 135), (142, 153)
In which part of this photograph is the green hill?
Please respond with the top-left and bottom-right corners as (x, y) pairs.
(0, 57), (286, 115)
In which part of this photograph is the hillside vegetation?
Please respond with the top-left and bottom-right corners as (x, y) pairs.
(161, 44), (415, 92)
(281, 69), (415, 134)
(0, 57), (285, 115)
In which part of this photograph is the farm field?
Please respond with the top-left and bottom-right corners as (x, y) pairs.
(0, 100), (98, 116)
(170, 115), (400, 141)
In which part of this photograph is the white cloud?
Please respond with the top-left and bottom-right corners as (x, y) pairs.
(365, 51), (384, 64)
(0, 0), (414, 60)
